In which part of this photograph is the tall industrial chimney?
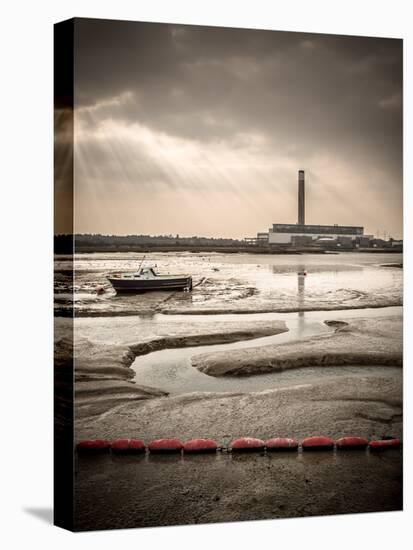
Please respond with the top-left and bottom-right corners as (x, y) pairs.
(298, 170), (305, 225)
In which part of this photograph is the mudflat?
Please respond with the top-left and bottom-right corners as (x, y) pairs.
(74, 450), (402, 531)
(76, 372), (402, 443)
(68, 320), (288, 420)
(192, 316), (402, 376)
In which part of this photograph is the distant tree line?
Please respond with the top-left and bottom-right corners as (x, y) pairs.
(55, 233), (244, 253)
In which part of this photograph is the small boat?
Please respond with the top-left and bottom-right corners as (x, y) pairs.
(108, 266), (192, 293)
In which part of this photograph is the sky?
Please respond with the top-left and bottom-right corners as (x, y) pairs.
(68, 18), (402, 238)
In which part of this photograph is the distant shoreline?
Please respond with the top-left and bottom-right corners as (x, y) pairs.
(56, 245), (403, 255)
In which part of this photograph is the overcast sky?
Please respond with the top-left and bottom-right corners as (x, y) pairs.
(72, 18), (402, 238)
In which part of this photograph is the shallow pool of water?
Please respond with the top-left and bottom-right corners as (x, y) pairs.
(132, 306), (402, 395)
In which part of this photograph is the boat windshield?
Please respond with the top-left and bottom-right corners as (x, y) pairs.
(139, 267), (157, 278)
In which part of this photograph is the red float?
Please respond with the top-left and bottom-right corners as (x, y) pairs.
(111, 439), (146, 453)
(231, 437), (265, 452)
(148, 438), (183, 453)
(369, 439), (401, 450)
(265, 438), (298, 451)
(301, 436), (334, 450)
(76, 439), (111, 452)
(336, 436), (368, 449)
(183, 439), (218, 453)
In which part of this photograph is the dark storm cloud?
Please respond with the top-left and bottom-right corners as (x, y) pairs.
(73, 19), (402, 238)
(75, 19), (401, 145)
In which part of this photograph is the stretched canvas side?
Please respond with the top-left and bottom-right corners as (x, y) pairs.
(54, 18), (75, 532)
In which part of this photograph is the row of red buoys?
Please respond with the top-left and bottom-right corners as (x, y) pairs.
(76, 436), (401, 454)
(76, 438), (219, 454)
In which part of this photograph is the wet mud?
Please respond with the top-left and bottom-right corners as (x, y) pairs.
(74, 450), (402, 531)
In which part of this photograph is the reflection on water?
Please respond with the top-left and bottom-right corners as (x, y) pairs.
(298, 270), (305, 319)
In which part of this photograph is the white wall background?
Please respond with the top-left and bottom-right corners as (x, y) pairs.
(1, 1), (411, 549)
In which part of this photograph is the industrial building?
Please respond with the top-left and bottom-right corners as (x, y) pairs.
(252, 170), (367, 246)
(268, 222), (364, 244)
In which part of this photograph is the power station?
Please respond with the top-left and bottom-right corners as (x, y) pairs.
(252, 170), (367, 246)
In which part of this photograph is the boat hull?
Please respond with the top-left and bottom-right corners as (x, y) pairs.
(108, 276), (192, 293)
